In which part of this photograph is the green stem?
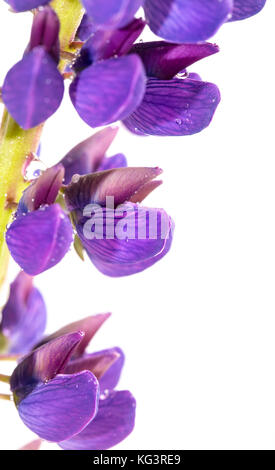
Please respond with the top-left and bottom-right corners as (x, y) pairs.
(0, 374), (10, 384)
(0, 0), (84, 290)
(0, 393), (12, 402)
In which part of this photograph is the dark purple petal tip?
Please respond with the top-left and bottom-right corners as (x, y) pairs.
(144, 0), (233, 43)
(82, 0), (144, 30)
(123, 77), (221, 137)
(27, 6), (60, 62)
(6, 204), (73, 275)
(0, 272), (46, 354)
(70, 55), (146, 128)
(2, 47), (64, 129)
(59, 390), (136, 450)
(18, 371), (99, 442)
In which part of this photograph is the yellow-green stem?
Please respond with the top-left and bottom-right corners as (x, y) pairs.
(0, 374), (10, 384)
(0, 0), (84, 290)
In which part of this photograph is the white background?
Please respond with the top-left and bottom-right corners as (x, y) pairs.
(0, 1), (275, 450)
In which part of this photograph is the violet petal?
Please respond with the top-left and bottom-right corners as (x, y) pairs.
(64, 167), (162, 210)
(2, 47), (64, 129)
(60, 127), (119, 184)
(27, 6), (60, 62)
(77, 13), (95, 41)
(5, 0), (50, 12)
(144, 0), (233, 43)
(6, 204), (73, 276)
(59, 390), (135, 450)
(98, 347), (125, 391)
(17, 164), (65, 215)
(18, 371), (99, 442)
(35, 313), (111, 357)
(82, 0), (144, 30)
(70, 55), (146, 128)
(76, 203), (174, 277)
(98, 154), (127, 172)
(131, 41), (219, 80)
(75, 18), (146, 70)
(0, 272), (46, 354)
(10, 332), (84, 402)
(229, 0), (266, 21)
(123, 77), (221, 136)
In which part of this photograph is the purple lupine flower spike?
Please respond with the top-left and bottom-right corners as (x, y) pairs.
(229, 0), (266, 21)
(123, 41), (221, 136)
(2, 6), (64, 129)
(60, 127), (127, 184)
(64, 167), (174, 277)
(144, 0), (233, 43)
(0, 272), (46, 354)
(5, 0), (50, 12)
(70, 54), (146, 128)
(82, 0), (144, 30)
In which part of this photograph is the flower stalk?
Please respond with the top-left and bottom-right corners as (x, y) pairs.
(0, 0), (84, 289)
(0, 374), (10, 384)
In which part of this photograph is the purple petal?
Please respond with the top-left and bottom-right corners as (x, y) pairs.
(17, 164), (65, 215)
(144, 0), (233, 43)
(123, 77), (221, 136)
(76, 203), (174, 277)
(26, 6), (60, 62)
(70, 55), (146, 128)
(18, 371), (99, 442)
(10, 332), (84, 402)
(82, 0), (144, 30)
(98, 347), (125, 391)
(131, 41), (219, 80)
(60, 127), (119, 185)
(59, 390), (135, 450)
(2, 47), (64, 129)
(64, 347), (123, 387)
(0, 272), (46, 355)
(229, 0), (266, 21)
(74, 18), (145, 71)
(64, 167), (162, 210)
(5, 1), (50, 12)
(98, 154), (127, 171)
(77, 13), (95, 41)
(35, 313), (111, 357)
(6, 204), (73, 276)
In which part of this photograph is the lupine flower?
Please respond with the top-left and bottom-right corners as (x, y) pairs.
(0, 272), (46, 354)
(2, 7), (64, 129)
(10, 314), (136, 449)
(6, 129), (173, 277)
(5, 0), (50, 12)
(6, 164), (73, 275)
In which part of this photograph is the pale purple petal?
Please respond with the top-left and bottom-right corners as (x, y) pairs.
(229, 0), (266, 21)
(6, 204), (73, 276)
(98, 154), (127, 172)
(17, 164), (64, 216)
(123, 77), (221, 136)
(131, 41), (219, 80)
(59, 390), (135, 450)
(35, 313), (111, 357)
(76, 203), (174, 277)
(5, 0), (50, 12)
(64, 347), (123, 386)
(70, 55), (146, 128)
(64, 167), (162, 210)
(2, 47), (64, 129)
(18, 371), (99, 442)
(144, 0), (233, 43)
(60, 127), (119, 184)
(0, 272), (46, 354)
(82, 0), (144, 30)
(75, 18), (145, 71)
